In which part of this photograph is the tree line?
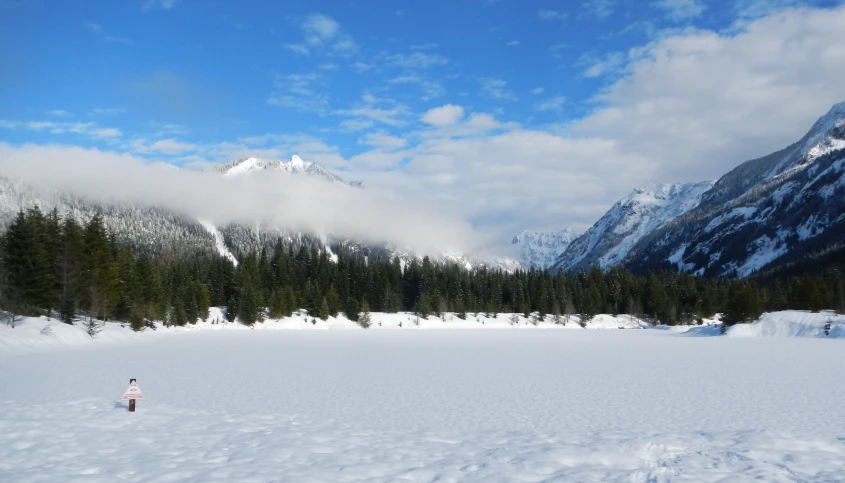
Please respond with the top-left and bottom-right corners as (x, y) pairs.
(1, 208), (843, 330)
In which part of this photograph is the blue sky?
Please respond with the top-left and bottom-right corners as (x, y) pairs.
(2, 0), (845, 244)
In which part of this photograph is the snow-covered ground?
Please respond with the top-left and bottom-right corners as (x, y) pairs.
(1, 313), (844, 481)
(727, 310), (845, 338)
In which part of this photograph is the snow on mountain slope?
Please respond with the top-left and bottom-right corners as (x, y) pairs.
(512, 228), (579, 269)
(0, 176), (217, 258)
(625, 101), (845, 277)
(551, 181), (714, 273)
(217, 155), (349, 185)
(199, 220), (239, 267)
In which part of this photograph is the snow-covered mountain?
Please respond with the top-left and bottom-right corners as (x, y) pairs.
(550, 182), (714, 273)
(216, 155), (355, 186)
(624, 101), (845, 277)
(512, 228), (580, 269)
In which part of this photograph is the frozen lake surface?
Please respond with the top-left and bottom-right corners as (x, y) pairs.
(2, 330), (845, 481)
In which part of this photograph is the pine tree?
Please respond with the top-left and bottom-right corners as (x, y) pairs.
(319, 297), (329, 321)
(269, 286), (288, 319)
(358, 299), (372, 328)
(327, 285), (341, 317)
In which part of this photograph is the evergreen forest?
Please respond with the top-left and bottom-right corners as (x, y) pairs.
(1, 208), (844, 331)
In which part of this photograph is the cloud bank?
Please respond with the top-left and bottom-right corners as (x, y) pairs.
(0, 144), (485, 256)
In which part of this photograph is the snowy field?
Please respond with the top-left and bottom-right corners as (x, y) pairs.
(2, 316), (845, 481)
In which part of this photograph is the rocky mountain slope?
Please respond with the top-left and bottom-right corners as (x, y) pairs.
(550, 182), (714, 273)
(624, 102), (845, 277)
(512, 228), (579, 269)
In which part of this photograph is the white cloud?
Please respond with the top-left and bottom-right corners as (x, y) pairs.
(410, 43), (438, 50)
(335, 94), (410, 127)
(582, 0), (615, 20)
(285, 44), (310, 55)
(387, 52), (448, 69)
(90, 128), (122, 139)
(480, 78), (517, 101)
(350, 62), (375, 73)
(105, 35), (134, 45)
(576, 3), (845, 183)
(299, 14), (358, 56)
(142, 0), (179, 11)
(653, 0), (705, 21)
(549, 43), (569, 59)
(530, 87), (545, 95)
(47, 110), (73, 117)
(538, 10), (568, 21)
(90, 108), (126, 115)
(421, 105), (464, 126)
(360, 133), (407, 149)
(339, 119), (376, 132)
(131, 138), (196, 155)
(534, 96), (566, 112)
(85, 22), (102, 32)
(506, 40), (520, 46)
(580, 51), (625, 77)
(266, 73), (329, 114)
(0, 119), (121, 140)
(389, 75), (445, 100)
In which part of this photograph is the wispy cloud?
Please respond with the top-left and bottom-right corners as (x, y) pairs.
(350, 62), (375, 73)
(131, 138), (196, 155)
(47, 110), (73, 117)
(480, 78), (517, 101)
(0, 120), (121, 139)
(285, 44), (311, 56)
(580, 51), (626, 77)
(339, 118), (376, 132)
(410, 43), (438, 51)
(534, 96), (566, 112)
(538, 10), (568, 21)
(530, 87), (545, 95)
(389, 75), (445, 101)
(359, 133), (407, 149)
(289, 14), (359, 57)
(105, 35), (135, 45)
(85, 21), (134, 46)
(582, 0), (616, 20)
(506, 40), (520, 46)
(335, 94), (410, 127)
(266, 73), (330, 114)
(549, 43), (569, 59)
(387, 51), (448, 69)
(90, 108), (127, 116)
(142, 0), (179, 11)
(653, 0), (705, 21)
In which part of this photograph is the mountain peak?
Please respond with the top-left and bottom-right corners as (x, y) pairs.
(802, 101), (845, 161)
(289, 154), (307, 168)
(217, 155), (351, 185)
